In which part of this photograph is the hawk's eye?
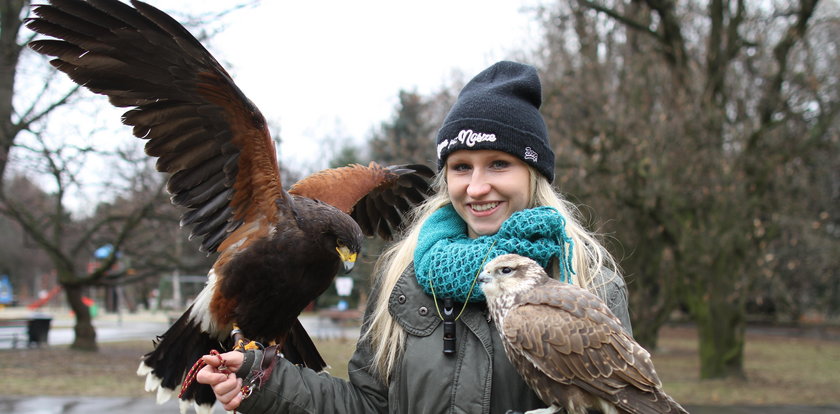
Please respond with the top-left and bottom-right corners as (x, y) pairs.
(501, 267), (513, 274)
(336, 239), (346, 248)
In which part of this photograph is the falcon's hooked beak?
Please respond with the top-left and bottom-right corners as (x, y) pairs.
(478, 270), (493, 284)
(336, 245), (357, 274)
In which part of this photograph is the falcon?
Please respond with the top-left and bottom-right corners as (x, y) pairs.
(25, 0), (433, 412)
(479, 255), (689, 414)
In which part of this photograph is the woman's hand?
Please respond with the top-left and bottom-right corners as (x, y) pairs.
(196, 351), (246, 411)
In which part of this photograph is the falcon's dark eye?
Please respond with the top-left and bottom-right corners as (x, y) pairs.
(501, 267), (513, 274)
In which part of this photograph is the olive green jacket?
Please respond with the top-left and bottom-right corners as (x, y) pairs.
(235, 265), (632, 414)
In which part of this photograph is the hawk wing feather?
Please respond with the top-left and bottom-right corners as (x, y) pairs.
(28, 0), (285, 258)
(291, 163), (433, 239)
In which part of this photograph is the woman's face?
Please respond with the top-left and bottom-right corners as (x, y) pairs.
(446, 149), (531, 238)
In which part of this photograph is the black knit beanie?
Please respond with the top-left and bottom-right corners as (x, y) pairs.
(436, 61), (555, 182)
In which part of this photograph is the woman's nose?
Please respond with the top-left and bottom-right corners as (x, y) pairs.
(466, 171), (491, 198)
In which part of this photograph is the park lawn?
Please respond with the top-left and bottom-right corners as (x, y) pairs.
(652, 325), (840, 405)
(0, 336), (358, 398)
(1, 324), (838, 406)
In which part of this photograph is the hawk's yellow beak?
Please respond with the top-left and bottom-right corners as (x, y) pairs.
(337, 245), (357, 274)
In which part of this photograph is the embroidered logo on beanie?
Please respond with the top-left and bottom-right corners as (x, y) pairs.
(435, 61), (555, 182)
(524, 147), (538, 162)
(437, 129), (498, 159)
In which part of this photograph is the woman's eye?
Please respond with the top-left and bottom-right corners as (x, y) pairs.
(450, 163), (471, 172)
(490, 160), (510, 169)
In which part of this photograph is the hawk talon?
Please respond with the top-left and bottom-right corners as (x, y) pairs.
(233, 338), (264, 351)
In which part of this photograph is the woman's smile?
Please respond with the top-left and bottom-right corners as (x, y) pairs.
(469, 201), (500, 213)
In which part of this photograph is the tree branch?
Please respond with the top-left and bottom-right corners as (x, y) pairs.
(16, 84), (81, 134)
(642, 0), (690, 70)
(578, 0), (662, 40)
(751, 0), (820, 150)
(0, 192), (72, 272)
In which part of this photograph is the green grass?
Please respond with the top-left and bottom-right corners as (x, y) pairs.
(652, 325), (840, 405)
(1, 325), (838, 406)
(0, 337), (359, 398)
(0, 340), (151, 397)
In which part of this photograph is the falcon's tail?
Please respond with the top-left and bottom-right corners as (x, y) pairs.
(137, 305), (228, 414)
(614, 386), (690, 414)
(282, 318), (328, 371)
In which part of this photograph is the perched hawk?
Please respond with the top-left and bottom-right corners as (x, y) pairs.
(26, 0), (433, 412)
(480, 255), (688, 414)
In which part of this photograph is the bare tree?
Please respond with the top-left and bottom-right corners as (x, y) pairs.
(0, 177), (52, 299)
(537, 0), (837, 379)
(1, 0), (79, 183)
(0, 132), (165, 350)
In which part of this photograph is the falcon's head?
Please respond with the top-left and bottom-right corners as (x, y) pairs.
(479, 254), (545, 299)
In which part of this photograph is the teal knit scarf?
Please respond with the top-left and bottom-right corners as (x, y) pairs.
(414, 205), (575, 303)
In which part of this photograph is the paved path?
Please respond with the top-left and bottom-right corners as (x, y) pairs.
(1, 396), (180, 414)
(1, 312), (360, 350)
(1, 396), (838, 414)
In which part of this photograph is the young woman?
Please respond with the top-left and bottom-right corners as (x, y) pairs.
(197, 61), (632, 413)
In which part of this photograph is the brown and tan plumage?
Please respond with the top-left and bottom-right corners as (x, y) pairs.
(479, 255), (689, 414)
(25, 1), (433, 413)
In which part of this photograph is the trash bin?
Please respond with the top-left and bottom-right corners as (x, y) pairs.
(27, 316), (52, 348)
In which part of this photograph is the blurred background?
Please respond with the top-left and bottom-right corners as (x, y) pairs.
(1, 0), (838, 412)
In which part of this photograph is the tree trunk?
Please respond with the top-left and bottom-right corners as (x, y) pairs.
(625, 236), (679, 351)
(683, 234), (748, 378)
(694, 294), (746, 379)
(65, 284), (98, 351)
(0, 0), (27, 183)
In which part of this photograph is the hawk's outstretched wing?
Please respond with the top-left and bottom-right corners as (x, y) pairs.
(28, 0), (284, 262)
(290, 162), (434, 239)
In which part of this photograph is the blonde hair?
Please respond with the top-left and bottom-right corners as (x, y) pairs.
(361, 167), (619, 382)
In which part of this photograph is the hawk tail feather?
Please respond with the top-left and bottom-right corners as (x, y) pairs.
(137, 305), (226, 412)
(283, 318), (328, 371)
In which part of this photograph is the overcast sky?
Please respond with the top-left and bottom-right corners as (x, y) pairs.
(180, 0), (546, 171)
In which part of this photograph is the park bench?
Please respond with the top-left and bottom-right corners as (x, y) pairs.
(0, 316), (52, 349)
(0, 318), (28, 349)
